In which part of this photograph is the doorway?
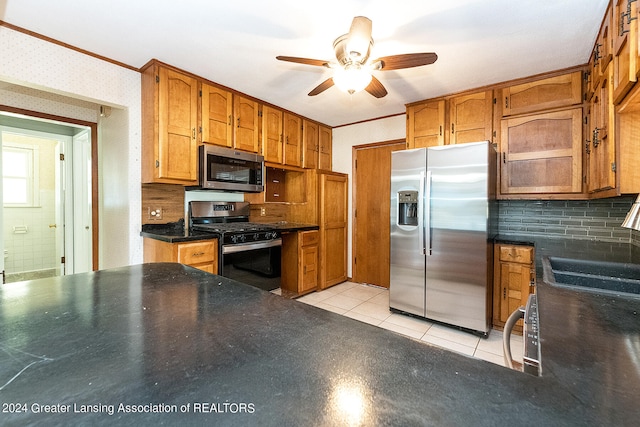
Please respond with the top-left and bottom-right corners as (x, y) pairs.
(352, 140), (406, 288)
(0, 112), (95, 283)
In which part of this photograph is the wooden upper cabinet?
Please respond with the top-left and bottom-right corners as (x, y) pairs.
(501, 72), (583, 117)
(261, 105), (283, 163)
(303, 119), (319, 169)
(142, 63), (198, 184)
(283, 113), (302, 167)
(406, 100), (445, 148)
(201, 83), (233, 148)
(590, 4), (613, 97)
(233, 95), (259, 153)
(500, 108), (583, 194)
(318, 124), (332, 170)
(448, 90), (493, 145)
(612, 0), (640, 104)
(588, 65), (616, 193)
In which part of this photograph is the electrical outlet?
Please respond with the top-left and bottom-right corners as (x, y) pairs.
(148, 207), (163, 220)
(260, 207), (266, 216)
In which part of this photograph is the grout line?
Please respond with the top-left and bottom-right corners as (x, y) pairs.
(291, 282), (521, 368)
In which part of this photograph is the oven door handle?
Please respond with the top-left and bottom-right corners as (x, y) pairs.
(222, 238), (282, 254)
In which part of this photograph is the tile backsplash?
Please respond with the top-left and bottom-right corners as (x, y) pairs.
(498, 195), (638, 245)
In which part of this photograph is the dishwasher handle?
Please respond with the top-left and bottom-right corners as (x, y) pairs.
(503, 306), (525, 370)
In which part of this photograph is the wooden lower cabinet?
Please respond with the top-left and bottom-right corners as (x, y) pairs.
(143, 238), (218, 274)
(281, 230), (319, 295)
(492, 243), (535, 333)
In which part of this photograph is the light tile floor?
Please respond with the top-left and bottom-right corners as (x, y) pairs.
(276, 281), (524, 369)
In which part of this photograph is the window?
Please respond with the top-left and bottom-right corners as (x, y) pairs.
(3, 143), (39, 207)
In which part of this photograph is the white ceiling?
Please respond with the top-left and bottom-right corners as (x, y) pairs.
(1, 0), (608, 127)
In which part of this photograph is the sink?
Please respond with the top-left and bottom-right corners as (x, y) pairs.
(545, 257), (640, 297)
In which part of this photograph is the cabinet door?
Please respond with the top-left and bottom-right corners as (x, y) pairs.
(300, 234), (319, 293)
(302, 119), (319, 169)
(590, 5), (613, 97)
(283, 113), (302, 167)
(261, 105), (283, 163)
(318, 125), (332, 170)
(233, 95), (259, 153)
(201, 83), (233, 148)
(501, 72), (583, 117)
(406, 100), (445, 148)
(500, 108), (583, 194)
(319, 173), (348, 289)
(448, 90), (493, 145)
(157, 67), (198, 182)
(612, 0), (639, 103)
(588, 65), (616, 193)
(498, 262), (532, 328)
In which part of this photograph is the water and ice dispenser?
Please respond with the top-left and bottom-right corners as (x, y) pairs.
(397, 191), (419, 226)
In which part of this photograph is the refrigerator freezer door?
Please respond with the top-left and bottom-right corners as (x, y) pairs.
(390, 148), (427, 316)
(425, 141), (491, 333)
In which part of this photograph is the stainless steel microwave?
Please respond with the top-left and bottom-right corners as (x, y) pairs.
(198, 144), (264, 192)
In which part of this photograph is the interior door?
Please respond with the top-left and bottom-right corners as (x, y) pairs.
(72, 129), (92, 273)
(353, 140), (405, 288)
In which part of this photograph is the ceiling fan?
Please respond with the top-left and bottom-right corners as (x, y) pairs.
(276, 16), (437, 98)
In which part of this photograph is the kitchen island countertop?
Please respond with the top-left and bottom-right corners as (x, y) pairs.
(1, 262), (638, 425)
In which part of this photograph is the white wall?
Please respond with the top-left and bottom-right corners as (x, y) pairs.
(0, 26), (142, 269)
(331, 115), (406, 278)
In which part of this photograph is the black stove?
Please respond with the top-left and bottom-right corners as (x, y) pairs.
(189, 201), (282, 291)
(191, 222), (280, 245)
(189, 201), (280, 243)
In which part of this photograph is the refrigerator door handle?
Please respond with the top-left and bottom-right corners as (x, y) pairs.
(425, 170), (432, 256)
(418, 171), (426, 255)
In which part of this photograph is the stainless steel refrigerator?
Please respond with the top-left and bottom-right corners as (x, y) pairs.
(389, 141), (496, 335)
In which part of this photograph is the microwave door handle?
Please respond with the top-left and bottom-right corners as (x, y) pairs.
(503, 306), (526, 369)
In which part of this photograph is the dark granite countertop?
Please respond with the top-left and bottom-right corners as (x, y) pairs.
(1, 262), (638, 425)
(140, 220), (318, 243)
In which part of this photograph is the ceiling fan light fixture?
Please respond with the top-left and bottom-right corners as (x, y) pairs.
(333, 65), (372, 95)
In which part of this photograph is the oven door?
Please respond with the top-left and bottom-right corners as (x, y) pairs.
(200, 144), (264, 192)
(220, 239), (281, 291)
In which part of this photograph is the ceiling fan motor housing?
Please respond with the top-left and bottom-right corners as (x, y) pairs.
(333, 34), (373, 66)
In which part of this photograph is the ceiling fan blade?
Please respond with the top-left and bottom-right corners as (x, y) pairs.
(276, 56), (330, 68)
(346, 16), (373, 63)
(375, 53), (438, 70)
(308, 78), (335, 96)
(365, 76), (387, 98)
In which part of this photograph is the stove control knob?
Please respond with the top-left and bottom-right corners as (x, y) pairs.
(254, 233), (260, 241)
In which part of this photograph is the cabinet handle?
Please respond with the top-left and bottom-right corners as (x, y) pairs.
(451, 123), (455, 134)
(505, 97), (509, 109)
(237, 117), (240, 128)
(503, 287), (506, 299)
(192, 252), (205, 257)
(192, 128), (196, 139)
(228, 115), (232, 126)
(439, 125), (442, 136)
(502, 152), (506, 164)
